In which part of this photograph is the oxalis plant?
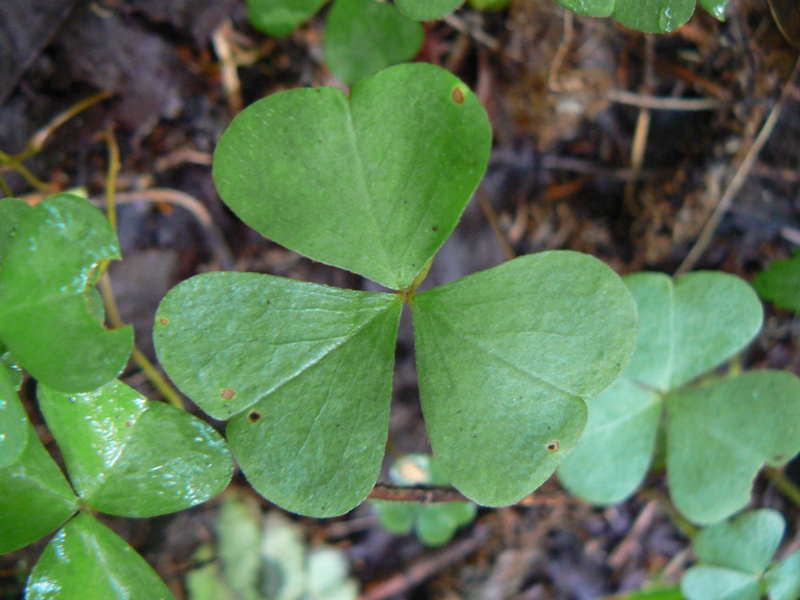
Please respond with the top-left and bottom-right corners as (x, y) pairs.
(247, 0), (733, 44)
(154, 62), (640, 517)
(0, 194), (234, 598)
(558, 271), (800, 525)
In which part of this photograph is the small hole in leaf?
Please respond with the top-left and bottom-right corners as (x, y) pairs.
(546, 441), (560, 452)
(221, 388), (235, 400)
(248, 410), (262, 423)
(452, 87), (465, 104)
(159, 317), (169, 325)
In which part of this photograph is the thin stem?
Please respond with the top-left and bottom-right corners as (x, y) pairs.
(764, 466), (800, 510)
(102, 128), (120, 233)
(639, 489), (698, 539)
(0, 172), (12, 197)
(98, 273), (185, 410)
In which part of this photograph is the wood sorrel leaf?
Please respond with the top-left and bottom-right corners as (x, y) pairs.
(0, 362), (27, 468)
(394, 0), (465, 20)
(245, 0), (326, 36)
(323, 0), (424, 85)
(212, 63), (491, 290)
(667, 371), (800, 524)
(154, 272), (402, 516)
(754, 252), (800, 313)
(554, 0), (728, 33)
(0, 422), (78, 553)
(767, 551), (800, 600)
(27, 512), (175, 600)
(0, 197), (31, 263)
(37, 379), (233, 518)
(681, 510), (785, 600)
(411, 251), (638, 506)
(558, 271), (764, 509)
(0, 194), (133, 393)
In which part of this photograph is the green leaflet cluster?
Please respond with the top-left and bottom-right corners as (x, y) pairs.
(0, 195), (233, 598)
(683, 510), (800, 600)
(246, 0), (729, 43)
(554, 0), (731, 33)
(246, 0), (425, 84)
(154, 63), (639, 517)
(558, 271), (800, 525)
(371, 454), (477, 547)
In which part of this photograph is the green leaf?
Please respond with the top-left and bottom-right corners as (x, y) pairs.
(767, 550), (800, 600)
(681, 510), (786, 600)
(467, 0), (512, 10)
(554, 0), (702, 33)
(681, 566), (760, 600)
(26, 512), (175, 600)
(372, 501), (416, 534)
(693, 509), (784, 574)
(323, 0), (424, 85)
(558, 271), (764, 512)
(414, 502), (477, 546)
(0, 193), (133, 393)
(212, 63), (491, 290)
(0, 362), (27, 468)
(698, 0), (731, 20)
(0, 197), (31, 263)
(0, 422), (78, 553)
(667, 371), (800, 524)
(557, 376), (662, 505)
(37, 379), (233, 518)
(155, 272), (402, 517)
(754, 252), (800, 313)
(245, 0), (327, 36)
(394, 0), (465, 20)
(412, 251), (638, 506)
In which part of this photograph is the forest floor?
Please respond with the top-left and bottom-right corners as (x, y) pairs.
(2, 0), (800, 598)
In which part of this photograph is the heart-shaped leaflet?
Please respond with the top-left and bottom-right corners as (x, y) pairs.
(212, 62), (491, 291)
(38, 379), (233, 517)
(412, 251), (638, 506)
(0, 194), (133, 393)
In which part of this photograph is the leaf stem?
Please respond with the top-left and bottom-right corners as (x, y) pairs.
(398, 258), (433, 303)
(98, 273), (185, 410)
(764, 466), (800, 510)
(639, 489), (698, 539)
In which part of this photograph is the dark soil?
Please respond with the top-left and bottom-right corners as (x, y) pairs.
(2, 0), (800, 598)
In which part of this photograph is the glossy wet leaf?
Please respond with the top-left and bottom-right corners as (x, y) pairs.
(558, 271), (764, 511)
(245, 0), (326, 36)
(212, 63), (491, 290)
(767, 551), (800, 600)
(0, 422), (78, 553)
(412, 251), (638, 506)
(0, 193), (133, 392)
(394, 0), (465, 20)
(155, 272), (402, 516)
(553, 0), (729, 33)
(27, 512), (175, 600)
(37, 379), (233, 518)
(754, 252), (800, 313)
(323, 0), (423, 85)
(0, 362), (27, 467)
(667, 371), (800, 524)
(681, 510), (785, 600)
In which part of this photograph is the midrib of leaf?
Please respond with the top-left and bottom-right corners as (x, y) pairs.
(344, 108), (392, 283)
(239, 301), (398, 415)
(422, 309), (581, 400)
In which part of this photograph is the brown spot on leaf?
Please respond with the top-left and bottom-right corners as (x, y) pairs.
(546, 441), (560, 452)
(432, 225), (439, 231)
(221, 388), (235, 400)
(158, 317), (169, 325)
(125, 421), (132, 427)
(248, 410), (262, 423)
(452, 87), (465, 104)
